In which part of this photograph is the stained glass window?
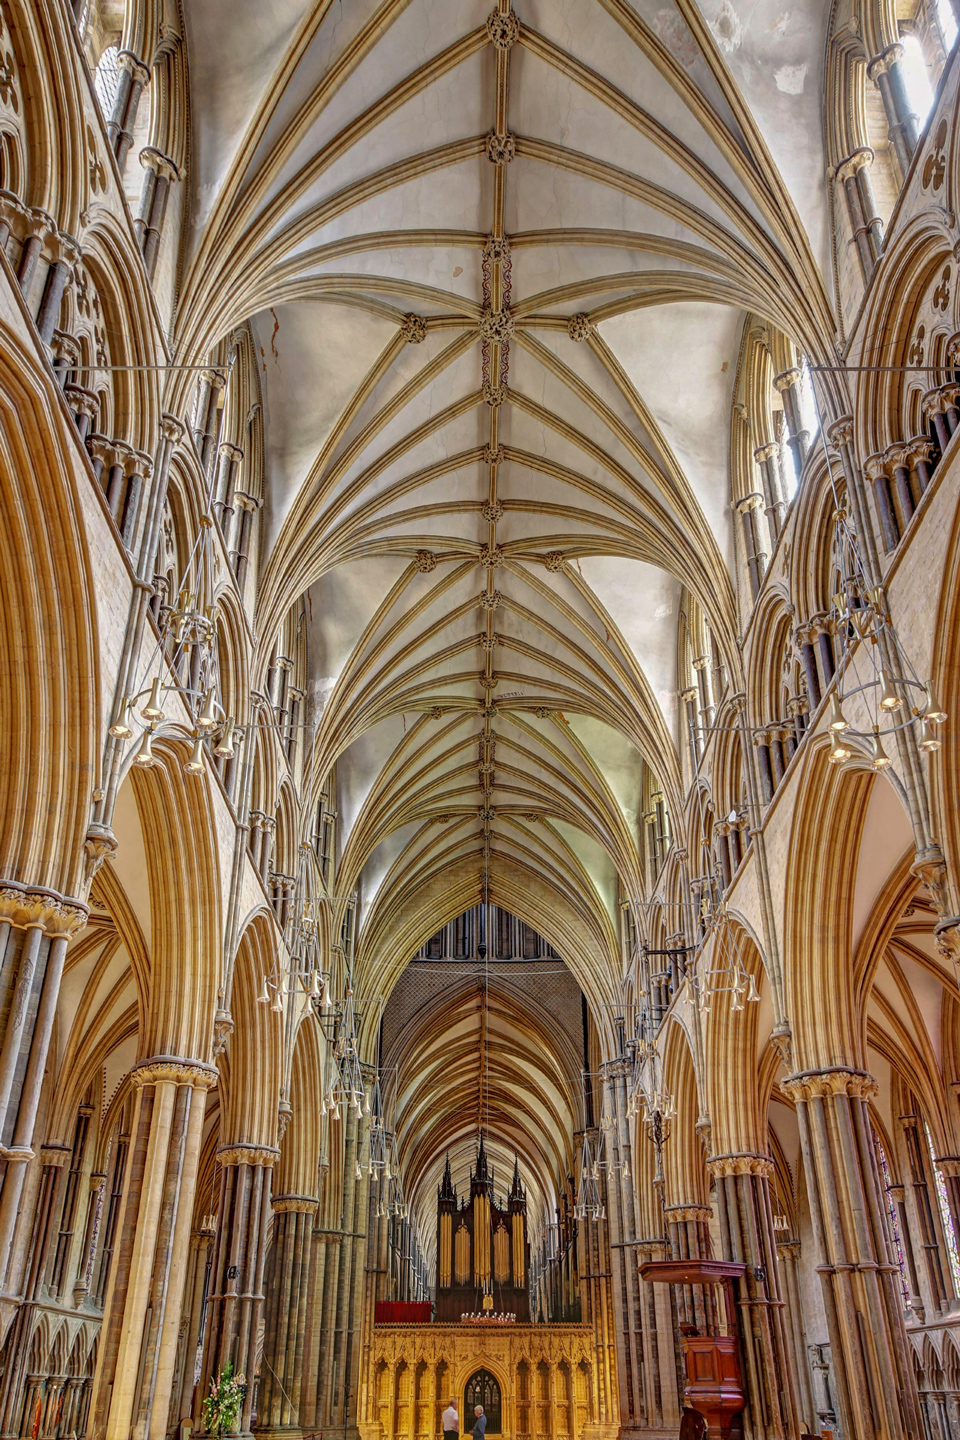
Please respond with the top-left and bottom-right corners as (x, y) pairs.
(925, 1121), (960, 1295)
(875, 1132), (911, 1306)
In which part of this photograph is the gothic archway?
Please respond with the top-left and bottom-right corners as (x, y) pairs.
(464, 1371), (502, 1436)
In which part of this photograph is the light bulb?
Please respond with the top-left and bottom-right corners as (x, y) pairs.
(141, 676), (165, 721)
(109, 699), (133, 738)
(271, 992), (283, 1013)
(827, 732), (852, 765)
(878, 670), (902, 712)
(197, 686), (218, 730)
(923, 683), (947, 724)
(214, 718), (235, 759)
(132, 727), (156, 768)
(184, 733), (206, 775)
(868, 729), (892, 770)
(919, 719), (942, 753)
(257, 977), (270, 1004)
(826, 692), (849, 732)
(321, 977), (331, 1007)
(333, 1104), (341, 1121)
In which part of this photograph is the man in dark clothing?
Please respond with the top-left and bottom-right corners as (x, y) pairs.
(472, 1406), (486, 1440)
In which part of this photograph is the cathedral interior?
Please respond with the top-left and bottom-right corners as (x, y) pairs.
(4, 0), (960, 1438)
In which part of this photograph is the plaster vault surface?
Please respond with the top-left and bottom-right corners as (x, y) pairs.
(174, 0), (834, 1082)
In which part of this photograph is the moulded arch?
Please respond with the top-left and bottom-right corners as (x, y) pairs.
(218, 910), (284, 1149)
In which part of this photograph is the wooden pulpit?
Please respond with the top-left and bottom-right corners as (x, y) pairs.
(639, 1258), (747, 1439)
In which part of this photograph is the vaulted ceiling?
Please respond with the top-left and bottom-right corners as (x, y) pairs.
(175, 0), (836, 1027)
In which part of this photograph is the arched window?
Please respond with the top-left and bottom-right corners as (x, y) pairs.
(93, 44), (120, 117)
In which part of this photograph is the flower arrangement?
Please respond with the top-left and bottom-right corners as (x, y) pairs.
(202, 1361), (247, 1436)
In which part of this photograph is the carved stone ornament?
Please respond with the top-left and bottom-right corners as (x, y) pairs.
(479, 633), (498, 650)
(663, 1205), (713, 1223)
(479, 674), (498, 689)
(480, 545), (504, 568)
(567, 313), (592, 342)
(415, 549), (437, 572)
(272, 1194), (319, 1214)
(430, 706), (444, 719)
(0, 883), (88, 936)
(522, 812), (540, 823)
(133, 1058), (219, 1089)
(922, 117), (949, 192)
(779, 1067), (878, 1103)
(479, 807), (496, 822)
(479, 308), (516, 343)
(401, 313), (427, 343)
(212, 1008), (234, 1058)
(544, 551), (564, 572)
(479, 590), (503, 610)
(217, 1144), (281, 1168)
(436, 814), (452, 824)
(486, 131), (517, 165)
(483, 381), (507, 407)
(535, 706), (552, 719)
(486, 9), (520, 48)
(481, 499), (504, 522)
(483, 236), (511, 265)
(706, 1152), (775, 1179)
(83, 824), (117, 885)
(277, 1097), (293, 1140)
(770, 1028), (793, 1070)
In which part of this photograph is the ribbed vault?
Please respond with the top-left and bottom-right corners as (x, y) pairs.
(379, 914), (585, 1267)
(172, 0), (836, 1004)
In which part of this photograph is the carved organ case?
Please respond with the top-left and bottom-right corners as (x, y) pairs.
(435, 1138), (530, 1321)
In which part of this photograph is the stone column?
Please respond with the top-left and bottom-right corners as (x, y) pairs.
(707, 1153), (800, 1439)
(0, 188), (25, 253)
(868, 44), (920, 179)
(195, 370), (227, 478)
(256, 1194), (318, 1437)
(0, 887), (87, 1290)
(735, 493), (768, 599)
(198, 1144), (279, 1436)
(134, 148), (179, 279)
(774, 367), (811, 477)
(15, 209), (53, 296)
(36, 232), (80, 346)
(781, 1068), (922, 1440)
(865, 452), (901, 553)
(835, 149), (883, 278)
(89, 1058), (216, 1440)
(754, 441), (785, 546)
(231, 493), (261, 592)
(664, 1204), (716, 1334)
(106, 51), (151, 171)
(776, 1241), (817, 1437)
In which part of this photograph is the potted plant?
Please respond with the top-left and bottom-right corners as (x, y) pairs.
(202, 1361), (247, 1437)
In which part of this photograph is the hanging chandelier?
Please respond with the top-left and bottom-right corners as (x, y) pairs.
(108, 515), (235, 776)
(573, 1133), (604, 1222)
(824, 509), (945, 769)
(256, 843), (333, 1014)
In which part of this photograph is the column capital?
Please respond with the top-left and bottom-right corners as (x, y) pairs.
(774, 366), (803, 392)
(218, 441), (244, 462)
(934, 1156), (960, 1177)
(735, 490), (764, 514)
(139, 146), (180, 182)
(39, 1144), (72, 1168)
(867, 42), (905, 80)
(663, 1204), (712, 1223)
(706, 1152), (774, 1178)
(834, 147), (876, 184)
(776, 1239), (801, 1259)
(132, 1056), (219, 1089)
(779, 1066), (878, 1102)
(117, 49), (151, 86)
(754, 441), (779, 464)
(160, 412), (186, 445)
(0, 880), (87, 935)
(48, 230), (81, 267)
(217, 1143), (281, 1167)
(201, 368), (227, 392)
(272, 1194), (320, 1213)
(827, 415), (854, 448)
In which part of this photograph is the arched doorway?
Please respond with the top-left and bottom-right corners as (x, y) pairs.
(464, 1370), (502, 1435)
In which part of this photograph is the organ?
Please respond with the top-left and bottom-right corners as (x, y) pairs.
(435, 1136), (530, 1322)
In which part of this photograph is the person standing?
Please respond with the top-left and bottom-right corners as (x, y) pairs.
(472, 1405), (486, 1440)
(441, 1398), (459, 1440)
